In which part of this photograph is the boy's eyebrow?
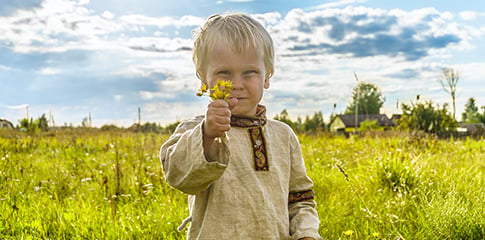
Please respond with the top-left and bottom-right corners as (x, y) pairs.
(212, 63), (263, 69)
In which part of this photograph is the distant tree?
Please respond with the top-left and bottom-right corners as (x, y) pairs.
(480, 107), (485, 125)
(274, 109), (298, 131)
(19, 118), (39, 133)
(100, 124), (120, 131)
(345, 82), (385, 115)
(141, 122), (164, 133)
(274, 109), (326, 133)
(38, 114), (49, 131)
(358, 119), (381, 131)
(462, 97), (481, 123)
(163, 121), (180, 134)
(439, 67), (459, 120)
(274, 109), (293, 125)
(398, 100), (457, 135)
(302, 111), (325, 132)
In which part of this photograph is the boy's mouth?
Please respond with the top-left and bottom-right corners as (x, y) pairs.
(228, 97), (245, 100)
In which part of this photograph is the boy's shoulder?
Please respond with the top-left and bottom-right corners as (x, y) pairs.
(174, 115), (204, 131)
(266, 118), (296, 134)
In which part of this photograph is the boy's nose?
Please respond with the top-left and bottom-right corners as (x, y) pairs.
(231, 75), (244, 90)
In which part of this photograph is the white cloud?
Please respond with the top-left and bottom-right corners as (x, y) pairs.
(138, 97), (207, 125)
(119, 14), (204, 29)
(251, 12), (282, 26)
(269, 6), (478, 61)
(0, 0), (123, 53)
(101, 10), (115, 19)
(0, 65), (14, 71)
(114, 94), (123, 101)
(0, 0), (203, 54)
(312, 0), (367, 10)
(5, 104), (30, 109)
(37, 67), (61, 75)
(460, 11), (477, 21)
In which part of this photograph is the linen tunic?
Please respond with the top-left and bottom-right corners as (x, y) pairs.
(160, 108), (321, 240)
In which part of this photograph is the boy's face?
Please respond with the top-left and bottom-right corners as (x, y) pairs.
(202, 42), (269, 117)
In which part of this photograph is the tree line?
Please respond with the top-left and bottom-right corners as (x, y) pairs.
(8, 68), (484, 136)
(13, 114), (180, 135)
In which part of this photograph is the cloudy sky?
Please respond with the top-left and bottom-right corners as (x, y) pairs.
(1, 0), (484, 127)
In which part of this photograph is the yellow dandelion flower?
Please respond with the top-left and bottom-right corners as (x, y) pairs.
(343, 230), (354, 236)
(196, 84), (208, 96)
(373, 232), (380, 238)
(196, 79), (233, 100)
(211, 89), (225, 100)
(209, 79), (233, 100)
(219, 79), (233, 91)
(210, 84), (219, 93)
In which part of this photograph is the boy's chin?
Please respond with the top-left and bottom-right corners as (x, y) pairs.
(230, 107), (257, 117)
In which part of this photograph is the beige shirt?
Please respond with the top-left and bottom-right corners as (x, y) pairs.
(160, 115), (322, 240)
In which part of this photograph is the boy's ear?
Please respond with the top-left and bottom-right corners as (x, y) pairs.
(264, 77), (270, 89)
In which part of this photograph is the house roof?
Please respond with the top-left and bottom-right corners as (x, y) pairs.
(458, 123), (485, 132)
(391, 114), (402, 121)
(336, 114), (395, 128)
(0, 119), (14, 129)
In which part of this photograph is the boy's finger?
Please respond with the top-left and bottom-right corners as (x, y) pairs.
(209, 99), (229, 108)
(228, 98), (238, 110)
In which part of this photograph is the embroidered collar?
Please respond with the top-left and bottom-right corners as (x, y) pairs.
(230, 105), (267, 128)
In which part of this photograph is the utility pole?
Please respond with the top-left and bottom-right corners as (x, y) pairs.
(138, 107), (141, 125)
(49, 108), (55, 127)
(26, 105), (30, 119)
(353, 73), (359, 133)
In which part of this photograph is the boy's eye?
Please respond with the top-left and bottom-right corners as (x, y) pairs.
(217, 71), (230, 75)
(244, 70), (257, 75)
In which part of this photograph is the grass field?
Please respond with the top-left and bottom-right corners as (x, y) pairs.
(1, 129), (484, 239)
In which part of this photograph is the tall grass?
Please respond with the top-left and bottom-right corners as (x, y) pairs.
(301, 134), (485, 239)
(0, 130), (186, 239)
(1, 130), (484, 239)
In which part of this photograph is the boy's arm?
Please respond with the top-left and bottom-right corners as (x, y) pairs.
(287, 131), (322, 240)
(160, 116), (229, 195)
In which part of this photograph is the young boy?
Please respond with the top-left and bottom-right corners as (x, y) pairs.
(160, 13), (322, 240)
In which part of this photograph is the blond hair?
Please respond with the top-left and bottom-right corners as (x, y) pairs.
(193, 13), (274, 81)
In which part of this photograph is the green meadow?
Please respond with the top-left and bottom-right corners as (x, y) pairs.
(1, 130), (484, 239)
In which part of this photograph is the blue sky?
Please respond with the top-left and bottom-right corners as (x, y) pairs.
(1, 0), (485, 127)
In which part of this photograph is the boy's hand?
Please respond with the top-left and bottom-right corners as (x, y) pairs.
(203, 98), (238, 153)
(204, 99), (232, 139)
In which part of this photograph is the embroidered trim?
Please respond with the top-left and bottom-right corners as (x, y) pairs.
(230, 105), (267, 128)
(288, 189), (314, 204)
(248, 127), (269, 171)
(230, 105), (269, 171)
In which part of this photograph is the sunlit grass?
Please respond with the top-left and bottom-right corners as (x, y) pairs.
(301, 134), (485, 239)
(0, 130), (484, 239)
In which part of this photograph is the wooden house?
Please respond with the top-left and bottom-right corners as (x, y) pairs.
(458, 123), (485, 136)
(330, 114), (395, 132)
(0, 119), (14, 129)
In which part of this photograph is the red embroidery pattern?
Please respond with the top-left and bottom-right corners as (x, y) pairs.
(288, 189), (314, 204)
(230, 105), (267, 128)
(248, 127), (268, 171)
(230, 105), (269, 171)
